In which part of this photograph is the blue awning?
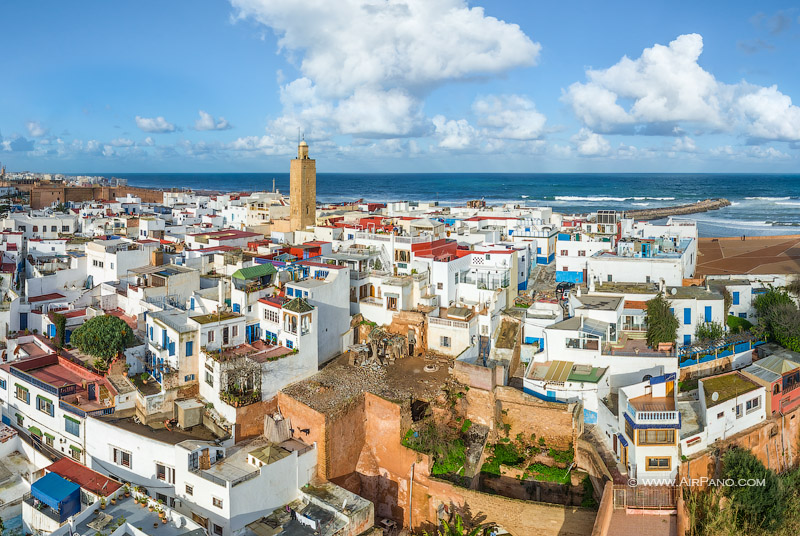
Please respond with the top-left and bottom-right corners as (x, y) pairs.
(31, 472), (81, 521)
(617, 433), (629, 448)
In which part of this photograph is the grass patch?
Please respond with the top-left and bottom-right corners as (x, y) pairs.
(481, 442), (524, 475)
(461, 419), (472, 433)
(548, 448), (574, 465)
(431, 439), (466, 475)
(526, 462), (570, 484)
(679, 378), (698, 392)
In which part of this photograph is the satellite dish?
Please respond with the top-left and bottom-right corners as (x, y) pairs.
(670, 288), (677, 295)
(712, 392), (719, 402)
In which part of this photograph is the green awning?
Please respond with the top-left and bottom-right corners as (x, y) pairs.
(14, 383), (29, 391)
(28, 426), (42, 437)
(15, 413), (23, 421)
(69, 445), (82, 453)
(231, 264), (277, 280)
(43, 432), (55, 440)
(65, 415), (80, 425)
(37, 395), (53, 405)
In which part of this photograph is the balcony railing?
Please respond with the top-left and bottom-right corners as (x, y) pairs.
(360, 297), (384, 306)
(10, 367), (59, 396)
(634, 410), (679, 422)
(429, 317), (469, 329)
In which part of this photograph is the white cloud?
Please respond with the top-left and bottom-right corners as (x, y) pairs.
(432, 115), (478, 149)
(194, 110), (233, 131)
(26, 121), (49, 137)
(231, 0), (539, 139)
(110, 138), (134, 147)
(473, 95), (546, 140)
(135, 116), (177, 133)
(571, 128), (611, 156)
(671, 136), (697, 152)
(142, 137), (155, 146)
(563, 33), (800, 141)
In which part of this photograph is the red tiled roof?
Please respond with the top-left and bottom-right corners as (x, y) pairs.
(28, 292), (65, 303)
(47, 457), (123, 497)
(258, 296), (286, 308)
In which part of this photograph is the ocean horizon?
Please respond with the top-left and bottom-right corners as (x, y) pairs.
(71, 172), (800, 238)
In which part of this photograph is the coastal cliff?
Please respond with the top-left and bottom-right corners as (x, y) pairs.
(624, 198), (731, 220)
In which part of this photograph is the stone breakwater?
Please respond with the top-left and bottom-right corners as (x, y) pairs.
(625, 198), (731, 220)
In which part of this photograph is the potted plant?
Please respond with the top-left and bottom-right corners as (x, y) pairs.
(100, 497), (107, 510)
(148, 502), (155, 512)
(123, 486), (131, 497)
(110, 496), (117, 505)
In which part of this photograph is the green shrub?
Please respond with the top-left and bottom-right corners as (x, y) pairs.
(71, 315), (136, 361)
(721, 447), (785, 530)
(460, 419), (472, 433)
(481, 443), (524, 475)
(548, 447), (574, 464)
(726, 315), (753, 333)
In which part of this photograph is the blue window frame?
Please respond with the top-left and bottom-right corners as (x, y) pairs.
(704, 306), (712, 322)
(184, 374), (195, 382)
(0, 379), (5, 389)
(732, 291), (740, 305)
(739, 313), (747, 319)
(670, 307), (674, 316)
(169, 341), (175, 357)
(186, 341), (194, 357)
(47, 324), (56, 337)
(149, 326), (153, 341)
(286, 340), (293, 349)
(64, 416), (80, 437)
(683, 308), (691, 325)
(233, 303), (240, 313)
(162, 329), (168, 349)
(190, 297), (195, 310)
(683, 334), (692, 346)
(37, 395), (54, 417)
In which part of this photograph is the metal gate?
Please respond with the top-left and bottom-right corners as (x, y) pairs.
(612, 485), (678, 509)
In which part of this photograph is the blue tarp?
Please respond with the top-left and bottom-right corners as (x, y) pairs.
(31, 472), (81, 522)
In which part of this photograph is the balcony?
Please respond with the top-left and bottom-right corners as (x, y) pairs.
(360, 297), (384, 307)
(24, 493), (62, 523)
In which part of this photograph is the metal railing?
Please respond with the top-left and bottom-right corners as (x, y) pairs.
(360, 297), (383, 306)
(231, 470), (260, 487)
(192, 469), (228, 487)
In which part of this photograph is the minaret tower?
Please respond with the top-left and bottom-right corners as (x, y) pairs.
(289, 139), (316, 231)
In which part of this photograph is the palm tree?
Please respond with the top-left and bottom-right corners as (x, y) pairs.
(423, 513), (494, 536)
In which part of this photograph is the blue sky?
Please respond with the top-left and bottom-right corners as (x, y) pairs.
(2, 0), (800, 173)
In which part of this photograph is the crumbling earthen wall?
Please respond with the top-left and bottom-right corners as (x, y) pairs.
(278, 390), (593, 535)
(234, 397), (279, 442)
(463, 385), (576, 448)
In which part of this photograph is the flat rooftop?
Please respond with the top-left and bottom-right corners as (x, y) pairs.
(697, 235), (800, 276)
(96, 415), (225, 445)
(190, 311), (241, 324)
(702, 373), (761, 408)
(75, 496), (205, 536)
(629, 393), (676, 412)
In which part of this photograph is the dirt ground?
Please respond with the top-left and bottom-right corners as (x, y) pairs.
(696, 235), (800, 276)
(282, 352), (456, 414)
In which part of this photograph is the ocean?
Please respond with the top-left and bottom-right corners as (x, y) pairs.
(79, 172), (800, 238)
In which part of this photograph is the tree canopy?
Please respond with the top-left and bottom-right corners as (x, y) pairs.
(70, 315), (136, 362)
(721, 447), (785, 530)
(754, 289), (800, 352)
(645, 293), (678, 348)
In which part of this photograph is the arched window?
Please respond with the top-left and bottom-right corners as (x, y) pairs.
(774, 384), (781, 395)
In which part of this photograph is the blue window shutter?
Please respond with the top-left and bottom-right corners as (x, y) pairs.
(162, 329), (167, 348)
(169, 341), (175, 357)
(190, 298), (195, 310)
(704, 306), (712, 322)
(739, 313), (747, 319)
(48, 324), (56, 337)
(186, 341), (193, 357)
(233, 303), (240, 313)
(684, 334), (692, 346)
(732, 292), (739, 305)
(670, 308), (674, 316)
(684, 308), (691, 325)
